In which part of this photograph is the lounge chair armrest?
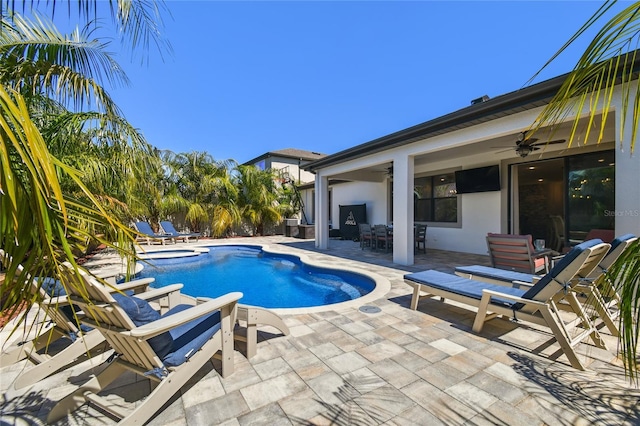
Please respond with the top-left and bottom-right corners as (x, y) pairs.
(41, 294), (70, 306)
(480, 289), (547, 307)
(112, 278), (156, 293)
(130, 284), (184, 301)
(130, 292), (242, 338)
(511, 280), (534, 288)
(550, 254), (565, 269)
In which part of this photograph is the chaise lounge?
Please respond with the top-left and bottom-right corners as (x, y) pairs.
(454, 234), (637, 336)
(160, 220), (201, 243)
(133, 221), (174, 245)
(404, 239), (611, 370)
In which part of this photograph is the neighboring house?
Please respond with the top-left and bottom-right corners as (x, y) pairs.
(244, 148), (326, 224)
(305, 61), (639, 266)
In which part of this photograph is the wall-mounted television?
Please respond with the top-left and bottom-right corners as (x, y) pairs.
(455, 165), (500, 194)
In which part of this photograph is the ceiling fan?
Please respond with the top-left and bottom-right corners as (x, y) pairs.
(496, 131), (566, 158)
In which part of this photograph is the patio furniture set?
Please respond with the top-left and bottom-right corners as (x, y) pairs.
(0, 231), (634, 423)
(358, 223), (428, 253)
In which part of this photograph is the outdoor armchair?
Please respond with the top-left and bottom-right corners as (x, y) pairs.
(486, 233), (550, 273)
(47, 265), (241, 425)
(0, 252), (182, 389)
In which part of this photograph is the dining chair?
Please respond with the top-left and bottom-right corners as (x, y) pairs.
(415, 224), (427, 254)
(359, 223), (373, 250)
(374, 225), (393, 252)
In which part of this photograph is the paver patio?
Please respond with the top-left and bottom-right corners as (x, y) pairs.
(1, 235), (638, 425)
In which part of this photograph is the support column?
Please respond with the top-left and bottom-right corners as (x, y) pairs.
(614, 82), (640, 234)
(315, 174), (329, 249)
(393, 155), (414, 265)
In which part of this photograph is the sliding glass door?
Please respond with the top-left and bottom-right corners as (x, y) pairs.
(513, 150), (615, 252)
(567, 151), (615, 244)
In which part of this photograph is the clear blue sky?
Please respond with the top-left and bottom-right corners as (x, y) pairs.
(74, 2), (630, 163)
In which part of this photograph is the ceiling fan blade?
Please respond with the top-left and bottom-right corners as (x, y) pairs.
(495, 147), (515, 153)
(530, 139), (566, 147)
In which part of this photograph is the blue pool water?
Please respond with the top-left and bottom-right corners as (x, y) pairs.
(137, 245), (375, 308)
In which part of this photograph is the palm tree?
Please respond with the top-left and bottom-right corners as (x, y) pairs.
(528, 1), (640, 381)
(209, 164), (241, 238)
(161, 151), (240, 237)
(1, 2), (169, 319)
(235, 165), (290, 236)
(1, 86), (136, 313)
(128, 148), (190, 228)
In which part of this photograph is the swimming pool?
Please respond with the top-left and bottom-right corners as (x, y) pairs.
(137, 245), (382, 310)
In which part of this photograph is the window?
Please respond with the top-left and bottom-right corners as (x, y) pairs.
(414, 173), (457, 222)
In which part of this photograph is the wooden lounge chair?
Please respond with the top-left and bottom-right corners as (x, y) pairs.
(405, 239), (611, 370)
(568, 233), (636, 336)
(160, 220), (201, 243)
(486, 233), (549, 273)
(454, 234), (637, 336)
(47, 265), (241, 425)
(133, 221), (174, 245)
(0, 254), (181, 389)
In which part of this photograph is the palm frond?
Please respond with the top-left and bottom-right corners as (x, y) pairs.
(114, 0), (173, 62)
(0, 11), (128, 113)
(607, 239), (640, 384)
(3, 0), (172, 61)
(529, 3), (640, 153)
(1, 86), (137, 313)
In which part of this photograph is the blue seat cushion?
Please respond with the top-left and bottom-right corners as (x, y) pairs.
(41, 277), (66, 297)
(112, 293), (173, 359)
(40, 277), (93, 333)
(404, 270), (526, 308)
(111, 294), (223, 368)
(160, 304), (222, 368)
(454, 265), (537, 284)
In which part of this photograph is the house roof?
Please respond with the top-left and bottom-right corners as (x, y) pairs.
(304, 74), (565, 172)
(243, 148), (327, 166)
(304, 49), (640, 172)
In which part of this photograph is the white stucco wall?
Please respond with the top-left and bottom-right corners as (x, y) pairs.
(331, 181), (388, 229)
(426, 192), (501, 255)
(614, 150), (640, 233)
(411, 153), (503, 255)
(614, 87), (640, 235)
